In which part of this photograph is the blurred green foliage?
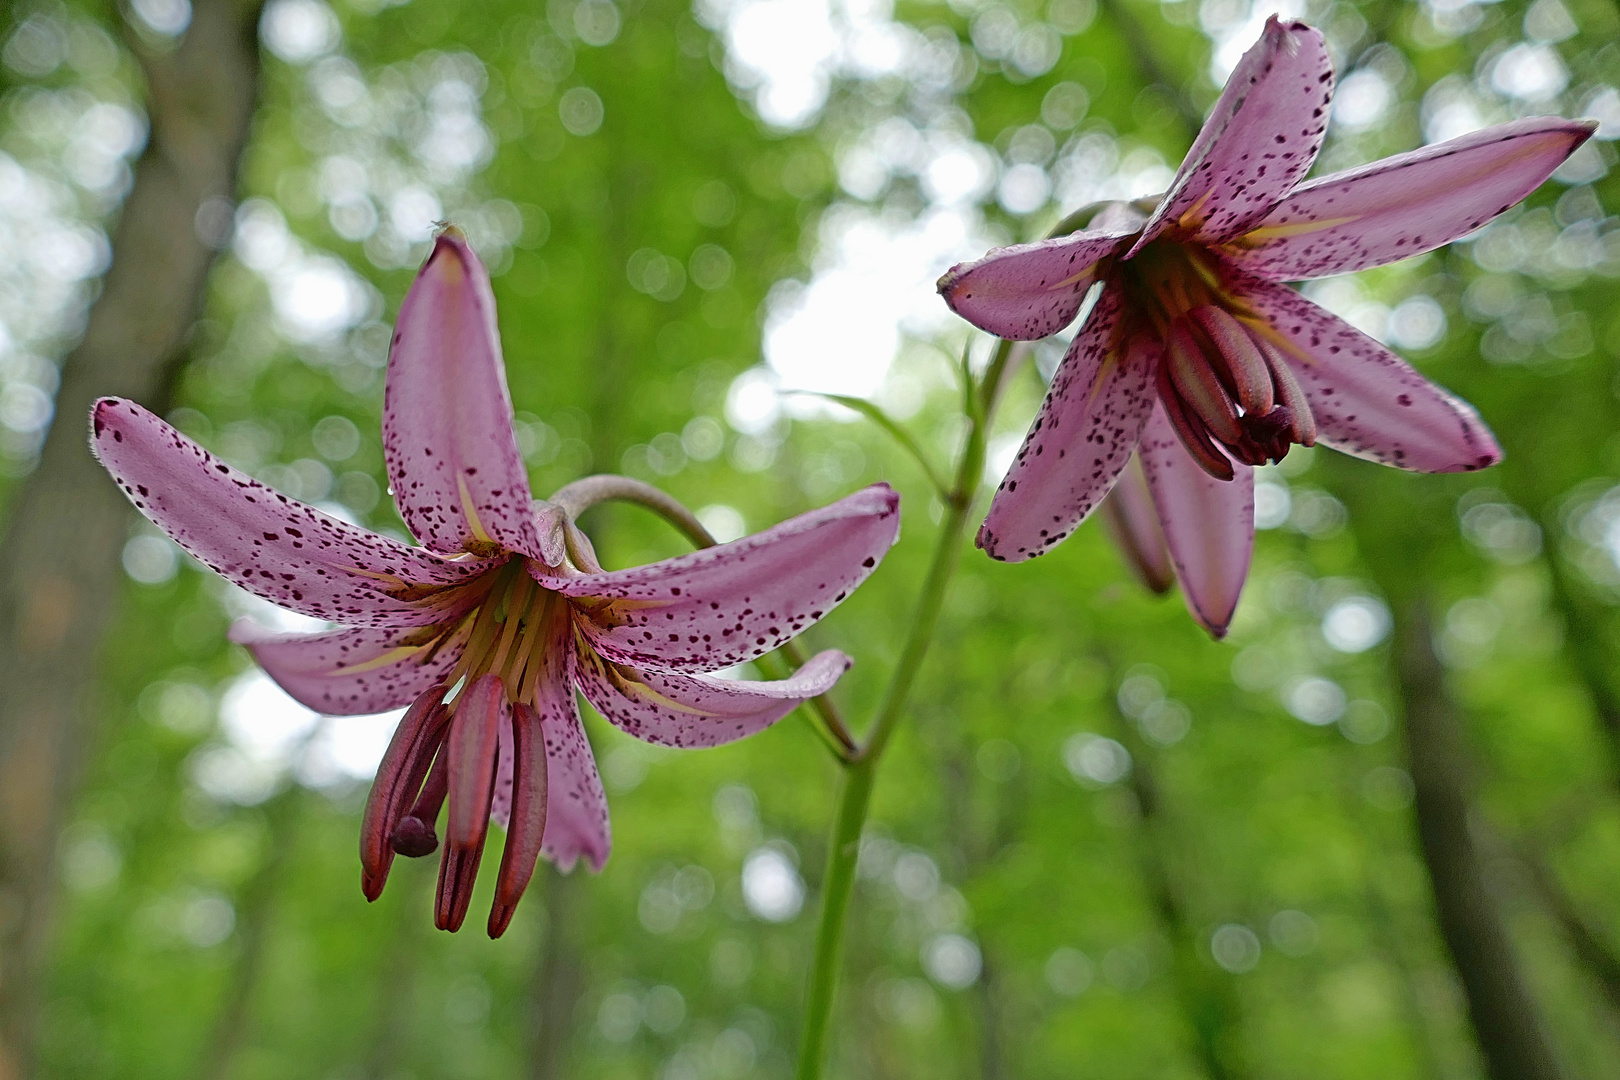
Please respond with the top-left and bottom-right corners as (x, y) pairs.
(2, 0), (1618, 1075)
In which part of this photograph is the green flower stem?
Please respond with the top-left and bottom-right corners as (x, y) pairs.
(795, 338), (1010, 1080)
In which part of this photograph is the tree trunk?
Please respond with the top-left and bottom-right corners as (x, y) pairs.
(1107, 691), (1249, 1080)
(0, 2), (265, 1072)
(1395, 603), (1568, 1080)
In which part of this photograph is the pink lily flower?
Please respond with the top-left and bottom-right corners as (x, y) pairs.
(91, 229), (900, 937)
(939, 17), (1594, 636)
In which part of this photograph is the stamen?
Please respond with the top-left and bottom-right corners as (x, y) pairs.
(1248, 329), (1317, 446)
(444, 562), (520, 690)
(435, 673), (505, 932)
(521, 593), (563, 707)
(359, 685), (450, 901)
(1190, 305), (1274, 415)
(506, 586), (556, 706)
(1155, 363), (1235, 481)
(489, 701), (549, 939)
(1165, 320), (1243, 445)
(484, 569), (537, 686)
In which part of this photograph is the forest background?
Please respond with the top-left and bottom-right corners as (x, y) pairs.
(0, 0), (1617, 1076)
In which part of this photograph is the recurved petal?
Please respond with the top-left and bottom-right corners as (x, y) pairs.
(384, 228), (541, 560)
(230, 620), (470, 716)
(537, 628), (611, 872)
(936, 227), (1135, 340)
(1237, 277), (1501, 472)
(91, 398), (491, 627)
(977, 284), (1159, 562)
(1227, 117), (1597, 280)
(1138, 404), (1254, 638)
(554, 484), (900, 673)
(1100, 454), (1174, 594)
(1132, 18), (1333, 251)
(575, 646), (851, 748)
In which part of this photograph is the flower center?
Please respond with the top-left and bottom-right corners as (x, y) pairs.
(361, 557), (573, 937)
(1118, 240), (1317, 479)
(441, 558), (562, 711)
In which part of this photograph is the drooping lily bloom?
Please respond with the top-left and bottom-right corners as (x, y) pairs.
(92, 229), (900, 937)
(938, 17), (1594, 636)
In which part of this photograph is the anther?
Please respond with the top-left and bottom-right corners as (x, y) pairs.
(489, 701), (549, 939)
(1165, 320), (1243, 446)
(359, 684), (450, 901)
(1248, 330), (1317, 446)
(434, 673), (506, 932)
(1190, 305), (1274, 415)
(1155, 362), (1235, 481)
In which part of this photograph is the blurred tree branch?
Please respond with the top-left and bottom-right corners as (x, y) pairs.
(195, 785), (304, 1080)
(1096, 0), (1204, 137)
(1543, 556), (1620, 802)
(0, 0), (266, 1073)
(1105, 678), (1251, 1080)
(1514, 837), (1620, 1020)
(1394, 602), (1569, 1080)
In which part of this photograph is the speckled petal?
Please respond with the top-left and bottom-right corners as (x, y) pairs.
(575, 646), (851, 748)
(1138, 404), (1253, 638)
(230, 619), (472, 715)
(1237, 277), (1502, 472)
(553, 484), (901, 673)
(936, 227), (1135, 340)
(1227, 117), (1596, 280)
(1100, 454), (1174, 594)
(91, 398), (491, 627)
(1132, 17), (1332, 251)
(537, 626), (611, 872)
(384, 229), (541, 560)
(977, 284), (1159, 562)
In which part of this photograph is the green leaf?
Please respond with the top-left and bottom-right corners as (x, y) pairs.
(788, 391), (950, 498)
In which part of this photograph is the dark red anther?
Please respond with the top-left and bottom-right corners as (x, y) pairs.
(359, 684), (449, 902)
(1164, 320), (1243, 446)
(489, 701), (550, 939)
(1156, 362), (1235, 482)
(434, 673), (506, 932)
(1250, 329), (1317, 447)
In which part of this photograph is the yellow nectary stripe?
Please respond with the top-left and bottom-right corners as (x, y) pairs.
(593, 649), (728, 719)
(1177, 190), (1214, 233)
(457, 473), (495, 547)
(1239, 215), (1360, 243)
(1047, 262), (1100, 291)
(1234, 312), (1313, 366)
(337, 644), (430, 675)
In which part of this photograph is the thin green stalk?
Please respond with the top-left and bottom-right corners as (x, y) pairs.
(795, 339), (1009, 1080)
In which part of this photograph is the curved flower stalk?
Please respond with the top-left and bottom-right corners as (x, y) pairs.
(938, 17), (1595, 636)
(90, 229), (900, 937)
